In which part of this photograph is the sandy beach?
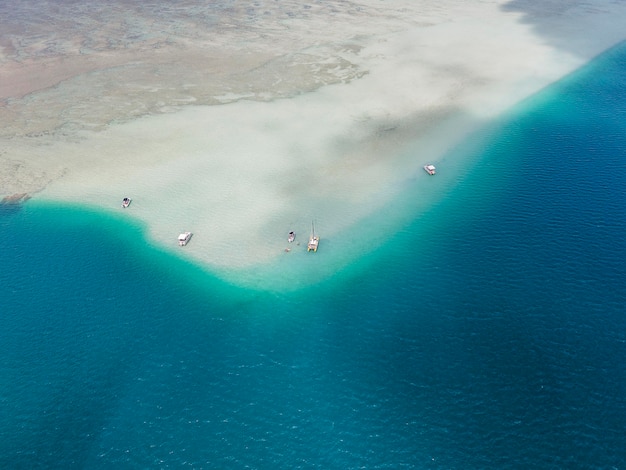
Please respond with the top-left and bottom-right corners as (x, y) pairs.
(2, 0), (626, 288)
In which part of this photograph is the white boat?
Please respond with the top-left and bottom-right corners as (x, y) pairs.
(121, 197), (131, 208)
(424, 164), (436, 175)
(288, 231), (296, 243)
(178, 232), (193, 246)
(307, 222), (319, 252)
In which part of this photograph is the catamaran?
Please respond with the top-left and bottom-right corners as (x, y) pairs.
(307, 222), (319, 252)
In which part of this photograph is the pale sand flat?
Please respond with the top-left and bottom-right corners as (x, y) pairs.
(2, 0), (626, 289)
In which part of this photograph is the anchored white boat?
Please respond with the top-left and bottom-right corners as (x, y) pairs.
(424, 164), (436, 175)
(121, 197), (131, 208)
(307, 222), (319, 252)
(288, 231), (296, 243)
(178, 232), (193, 246)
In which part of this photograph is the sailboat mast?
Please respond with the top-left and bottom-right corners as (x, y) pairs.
(307, 220), (319, 252)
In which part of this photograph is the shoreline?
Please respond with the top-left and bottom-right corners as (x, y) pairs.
(3, 1), (626, 289)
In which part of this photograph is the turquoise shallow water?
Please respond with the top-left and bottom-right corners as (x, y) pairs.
(2, 43), (626, 469)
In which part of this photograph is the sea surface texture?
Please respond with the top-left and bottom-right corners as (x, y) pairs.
(2, 42), (626, 470)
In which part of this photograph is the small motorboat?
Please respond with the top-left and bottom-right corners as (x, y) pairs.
(178, 232), (193, 246)
(122, 197), (131, 208)
(288, 231), (296, 243)
(423, 164), (436, 175)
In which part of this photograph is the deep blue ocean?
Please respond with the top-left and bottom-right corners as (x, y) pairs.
(2, 43), (626, 469)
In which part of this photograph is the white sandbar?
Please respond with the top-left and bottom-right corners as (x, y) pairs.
(2, 0), (626, 289)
